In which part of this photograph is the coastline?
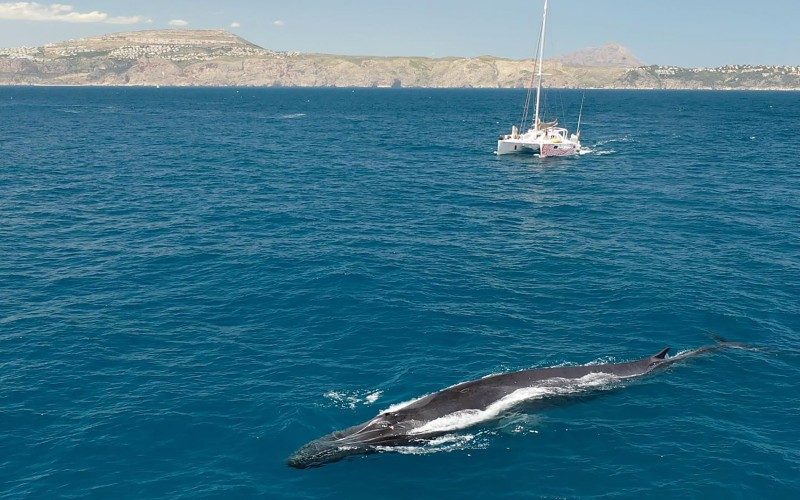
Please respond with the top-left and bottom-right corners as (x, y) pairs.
(2, 83), (799, 91)
(3, 29), (798, 92)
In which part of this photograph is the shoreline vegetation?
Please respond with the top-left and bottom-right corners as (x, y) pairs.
(1, 29), (798, 91)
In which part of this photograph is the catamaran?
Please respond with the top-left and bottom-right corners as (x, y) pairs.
(497, 0), (585, 157)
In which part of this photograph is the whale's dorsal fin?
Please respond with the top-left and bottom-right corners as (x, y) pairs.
(653, 347), (671, 359)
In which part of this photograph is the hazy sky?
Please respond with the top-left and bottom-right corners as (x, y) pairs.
(1, 1), (798, 67)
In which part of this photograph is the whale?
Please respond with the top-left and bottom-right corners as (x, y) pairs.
(288, 342), (740, 469)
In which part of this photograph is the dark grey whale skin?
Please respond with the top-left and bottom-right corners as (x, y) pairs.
(287, 343), (733, 469)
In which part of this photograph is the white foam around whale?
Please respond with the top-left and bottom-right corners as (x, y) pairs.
(324, 389), (383, 409)
(374, 433), (484, 455)
(382, 394), (432, 413)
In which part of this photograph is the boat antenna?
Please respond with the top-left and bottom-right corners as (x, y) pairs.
(576, 92), (585, 136)
(532, 0), (548, 130)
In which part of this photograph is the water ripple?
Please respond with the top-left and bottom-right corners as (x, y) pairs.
(0, 88), (798, 498)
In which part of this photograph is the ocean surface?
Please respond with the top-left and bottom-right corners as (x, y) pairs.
(1, 87), (798, 498)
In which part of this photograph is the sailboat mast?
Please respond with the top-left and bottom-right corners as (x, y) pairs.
(533, 0), (548, 129)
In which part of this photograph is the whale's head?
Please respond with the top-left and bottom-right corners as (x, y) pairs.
(287, 434), (368, 469)
(288, 413), (415, 469)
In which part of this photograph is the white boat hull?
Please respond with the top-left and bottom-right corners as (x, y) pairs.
(496, 126), (581, 157)
(496, 139), (539, 155)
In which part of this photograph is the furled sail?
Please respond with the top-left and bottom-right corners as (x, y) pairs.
(535, 119), (558, 130)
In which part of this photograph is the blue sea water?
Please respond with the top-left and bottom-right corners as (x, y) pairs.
(0, 87), (798, 498)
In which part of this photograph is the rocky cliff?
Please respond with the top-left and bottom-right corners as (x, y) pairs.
(1, 29), (798, 90)
(556, 43), (643, 68)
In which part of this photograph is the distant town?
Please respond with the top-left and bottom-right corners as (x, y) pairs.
(653, 64), (800, 76)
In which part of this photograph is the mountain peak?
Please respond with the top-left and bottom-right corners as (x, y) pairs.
(557, 42), (643, 68)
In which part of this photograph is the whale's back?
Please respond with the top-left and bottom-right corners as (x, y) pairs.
(393, 352), (669, 421)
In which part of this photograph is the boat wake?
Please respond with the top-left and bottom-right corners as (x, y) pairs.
(593, 149), (617, 156)
(594, 136), (632, 146)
